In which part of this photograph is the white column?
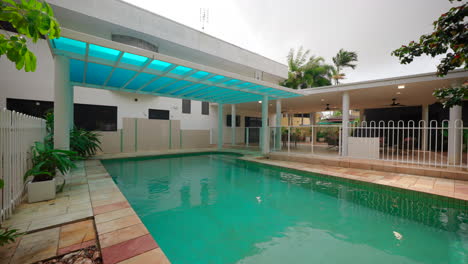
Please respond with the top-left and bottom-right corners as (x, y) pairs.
(54, 56), (72, 150)
(309, 112), (316, 126)
(342, 92), (350, 156)
(310, 112), (316, 149)
(217, 103), (224, 150)
(231, 104), (236, 146)
(448, 105), (462, 164)
(261, 95), (269, 154)
(275, 100), (282, 150)
(421, 104), (429, 151)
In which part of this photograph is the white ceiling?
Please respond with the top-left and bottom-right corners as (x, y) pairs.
(236, 72), (468, 113)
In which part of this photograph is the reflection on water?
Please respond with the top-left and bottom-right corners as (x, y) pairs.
(103, 154), (468, 264)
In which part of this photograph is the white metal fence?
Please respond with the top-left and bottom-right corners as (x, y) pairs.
(0, 109), (46, 221)
(270, 120), (467, 169)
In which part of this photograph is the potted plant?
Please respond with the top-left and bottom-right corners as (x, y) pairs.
(317, 130), (326, 142)
(24, 142), (78, 203)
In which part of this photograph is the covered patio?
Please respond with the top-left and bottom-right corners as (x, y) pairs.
(230, 70), (468, 169)
(49, 28), (302, 155)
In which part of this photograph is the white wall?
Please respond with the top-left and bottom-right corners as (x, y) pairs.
(74, 86), (216, 130)
(0, 33), (54, 109)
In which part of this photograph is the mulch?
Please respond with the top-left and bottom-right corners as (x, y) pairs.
(35, 245), (102, 264)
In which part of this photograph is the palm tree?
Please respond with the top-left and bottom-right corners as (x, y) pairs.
(282, 48), (333, 89)
(303, 56), (333, 88)
(332, 49), (358, 85)
(282, 47), (310, 89)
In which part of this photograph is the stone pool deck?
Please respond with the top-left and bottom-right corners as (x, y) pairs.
(1, 160), (170, 264)
(242, 156), (468, 202)
(1, 149), (467, 263)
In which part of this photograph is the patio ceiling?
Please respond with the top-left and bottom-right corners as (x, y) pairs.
(49, 29), (303, 104)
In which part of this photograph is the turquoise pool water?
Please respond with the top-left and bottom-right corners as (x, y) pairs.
(102, 153), (468, 264)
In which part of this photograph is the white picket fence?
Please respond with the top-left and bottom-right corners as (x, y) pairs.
(0, 109), (46, 221)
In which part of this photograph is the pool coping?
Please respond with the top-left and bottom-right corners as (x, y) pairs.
(239, 156), (468, 204)
(85, 159), (171, 264)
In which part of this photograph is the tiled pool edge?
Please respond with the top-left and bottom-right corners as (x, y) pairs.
(240, 156), (468, 207)
(85, 160), (171, 264)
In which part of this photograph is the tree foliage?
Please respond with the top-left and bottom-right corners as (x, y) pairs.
(332, 49), (358, 84)
(282, 47), (333, 89)
(391, 0), (467, 76)
(0, 0), (61, 72)
(433, 82), (468, 108)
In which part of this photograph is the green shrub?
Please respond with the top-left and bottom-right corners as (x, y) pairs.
(24, 141), (78, 182)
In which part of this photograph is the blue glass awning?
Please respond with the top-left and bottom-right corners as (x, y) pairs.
(49, 31), (302, 104)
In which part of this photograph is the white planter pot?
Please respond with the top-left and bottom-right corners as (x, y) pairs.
(27, 178), (56, 203)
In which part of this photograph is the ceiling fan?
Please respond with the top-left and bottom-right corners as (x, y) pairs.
(388, 98), (406, 107)
(324, 104), (338, 111)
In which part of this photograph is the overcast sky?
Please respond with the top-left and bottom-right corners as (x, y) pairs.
(123, 0), (456, 83)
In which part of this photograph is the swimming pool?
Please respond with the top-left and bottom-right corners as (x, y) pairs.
(102, 153), (467, 264)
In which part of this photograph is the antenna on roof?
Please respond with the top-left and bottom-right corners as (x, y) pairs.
(200, 8), (209, 31)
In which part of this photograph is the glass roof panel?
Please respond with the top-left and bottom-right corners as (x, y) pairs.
(120, 52), (148, 66)
(235, 82), (253, 88)
(142, 77), (176, 92)
(107, 68), (137, 88)
(89, 44), (121, 61)
(70, 59), (84, 83)
(126, 73), (155, 90)
(148, 60), (172, 71)
(169, 66), (192, 76)
(171, 83), (205, 95)
(185, 86), (217, 97)
(207, 75), (225, 82)
(86, 63), (113, 86)
(54, 37), (86, 54)
(190, 71), (210, 79)
(158, 80), (192, 93)
(223, 79), (241, 86)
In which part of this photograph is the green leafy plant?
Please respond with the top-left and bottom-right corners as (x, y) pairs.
(0, 0), (61, 72)
(44, 112), (102, 158)
(0, 181), (23, 246)
(24, 141), (78, 182)
(70, 128), (102, 158)
(0, 228), (22, 246)
(392, 0), (466, 77)
(433, 83), (468, 108)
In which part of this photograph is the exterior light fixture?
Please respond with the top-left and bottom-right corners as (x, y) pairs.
(258, 101), (262, 103)
(398, 85), (405, 89)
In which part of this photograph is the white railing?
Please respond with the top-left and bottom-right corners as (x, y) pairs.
(211, 127), (263, 149)
(270, 120), (467, 169)
(0, 109), (46, 221)
(269, 125), (342, 156)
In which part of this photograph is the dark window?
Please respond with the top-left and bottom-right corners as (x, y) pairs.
(74, 104), (117, 131)
(149, 109), (169, 120)
(226, 115), (241, 127)
(244, 116), (262, 144)
(201, 102), (209, 115)
(182, 99), (191, 114)
(7, 98), (117, 131)
(7, 98), (53, 118)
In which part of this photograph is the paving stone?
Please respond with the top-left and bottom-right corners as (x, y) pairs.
(11, 228), (59, 264)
